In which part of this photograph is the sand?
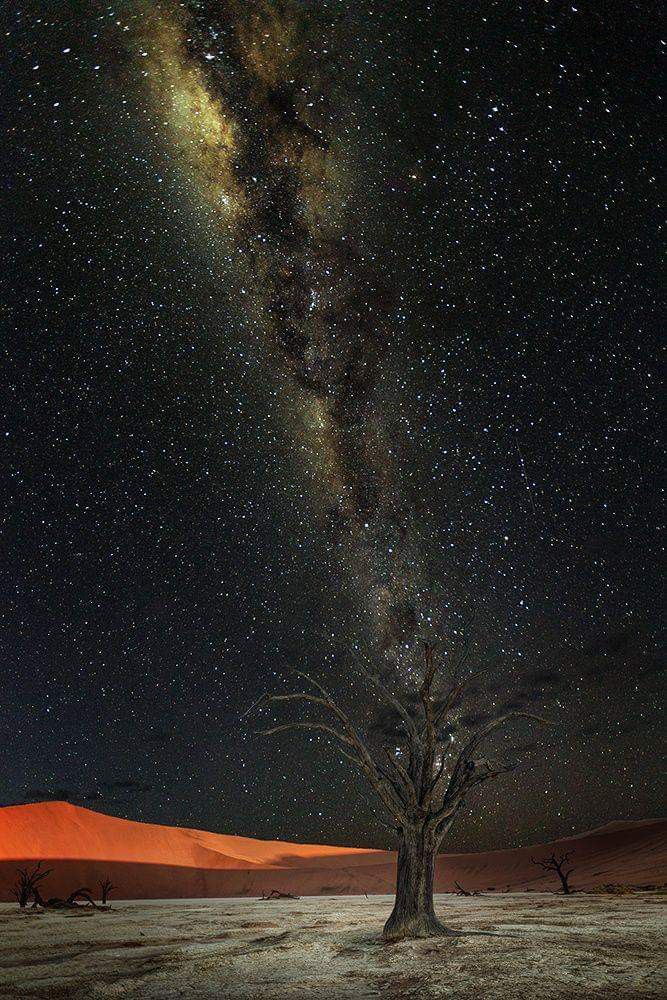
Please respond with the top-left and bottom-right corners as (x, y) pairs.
(1, 893), (665, 1000)
(2, 803), (665, 900)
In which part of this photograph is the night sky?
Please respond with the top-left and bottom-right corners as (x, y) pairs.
(1, 2), (663, 852)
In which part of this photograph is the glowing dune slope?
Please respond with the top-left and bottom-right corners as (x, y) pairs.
(0, 802), (664, 900)
(0, 801), (386, 870)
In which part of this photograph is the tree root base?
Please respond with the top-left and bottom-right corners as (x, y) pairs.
(382, 914), (455, 942)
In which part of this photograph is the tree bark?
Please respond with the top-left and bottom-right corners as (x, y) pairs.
(383, 824), (449, 941)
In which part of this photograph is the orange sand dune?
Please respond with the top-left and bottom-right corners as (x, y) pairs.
(0, 802), (664, 900)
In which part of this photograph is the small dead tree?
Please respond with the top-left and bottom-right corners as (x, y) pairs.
(31, 885), (98, 909)
(11, 862), (52, 908)
(98, 878), (114, 905)
(454, 881), (481, 896)
(531, 852), (575, 894)
(249, 640), (549, 941)
(65, 888), (98, 908)
(259, 889), (300, 900)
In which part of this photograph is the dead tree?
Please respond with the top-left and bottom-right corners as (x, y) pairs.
(98, 878), (114, 905)
(454, 880), (481, 896)
(250, 640), (549, 941)
(65, 888), (98, 908)
(31, 885), (98, 909)
(11, 862), (52, 908)
(259, 889), (300, 900)
(531, 852), (574, 894)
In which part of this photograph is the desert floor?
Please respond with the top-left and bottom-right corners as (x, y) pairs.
(0, 893), (665, 1000)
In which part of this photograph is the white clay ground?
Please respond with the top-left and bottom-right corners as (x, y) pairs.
(1, 892), (665, 999)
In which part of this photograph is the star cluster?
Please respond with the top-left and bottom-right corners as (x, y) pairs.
(0, 1), (662, 851)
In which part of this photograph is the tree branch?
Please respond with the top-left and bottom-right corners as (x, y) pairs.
(358, 663), (419, 742)
(449, 711), (550, 787)
(256, 721), (357, 748)
(428, 751), (448, 796)
(255, 671), (409, 825)
(431, 681), (467, 732)
(382, 747), (418, 808)
(418, 642), (441, 805)
(434, 713), (549, 820)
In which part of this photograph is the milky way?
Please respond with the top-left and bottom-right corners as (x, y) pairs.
(132, 1), (439, 666)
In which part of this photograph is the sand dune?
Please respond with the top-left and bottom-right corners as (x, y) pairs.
(0, 802), (664, 900)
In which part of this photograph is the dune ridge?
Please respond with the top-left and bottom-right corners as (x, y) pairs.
(0, 801), (664, 900)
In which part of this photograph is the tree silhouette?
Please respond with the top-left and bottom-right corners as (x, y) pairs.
(11, 862), (52, 908)
(31, 885), (98, 908)
(531, 852), (575, 894)
(454, 880), (481, 896)
(98, 878), (114, 905)
(250, 640), (549, 940)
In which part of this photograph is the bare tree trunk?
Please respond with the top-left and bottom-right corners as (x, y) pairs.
(558, 870), (571, 895)
(383, 825), (449, 941)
